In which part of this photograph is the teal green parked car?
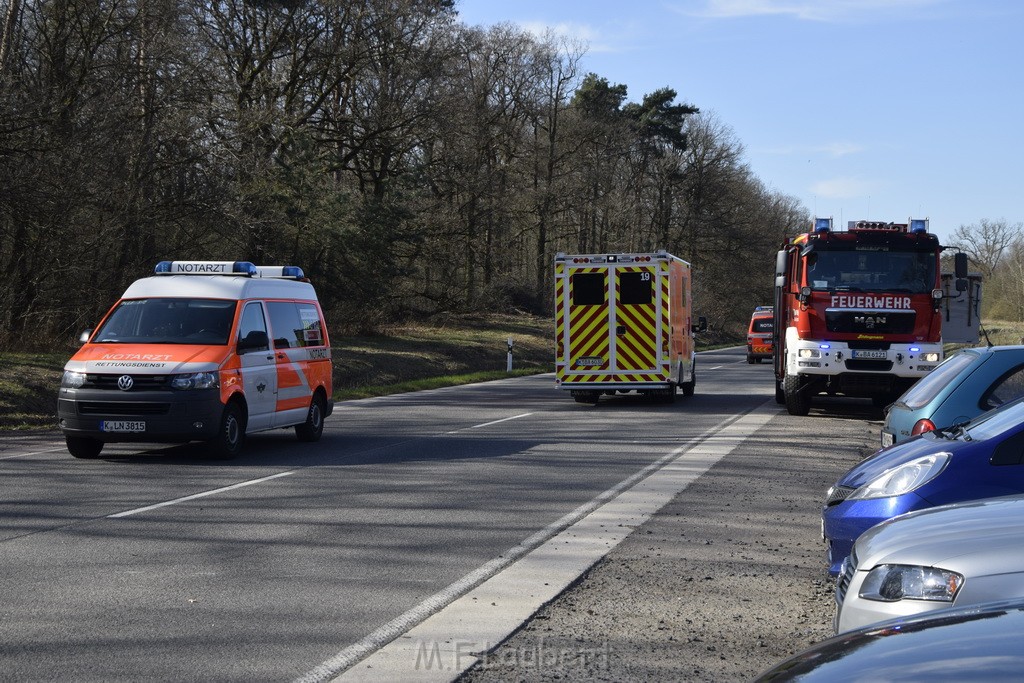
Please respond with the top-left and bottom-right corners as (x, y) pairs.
(881, 345), (1024, 447)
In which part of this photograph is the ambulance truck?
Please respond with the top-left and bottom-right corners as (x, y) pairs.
(554, 251), (704, 404)
(57, 261), (333, 459)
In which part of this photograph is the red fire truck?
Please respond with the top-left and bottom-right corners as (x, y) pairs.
(773, 217), (980, 415)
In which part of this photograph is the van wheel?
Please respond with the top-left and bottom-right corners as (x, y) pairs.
(295, 394), (325, 442)
(66, 436), (103, 459)
(209, 402), (245, 459)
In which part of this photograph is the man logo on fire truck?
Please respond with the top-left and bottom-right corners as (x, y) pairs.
(773, 217), (981, 416)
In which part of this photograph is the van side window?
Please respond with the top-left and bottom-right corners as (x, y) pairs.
(238, 302), (269, 352)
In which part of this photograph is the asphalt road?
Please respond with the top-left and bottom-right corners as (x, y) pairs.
(0, 348), (881, 682)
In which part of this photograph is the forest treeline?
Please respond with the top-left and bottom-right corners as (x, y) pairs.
(2, 0), (829, 349)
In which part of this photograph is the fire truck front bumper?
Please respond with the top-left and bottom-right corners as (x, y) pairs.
(786, 340), (942, 379)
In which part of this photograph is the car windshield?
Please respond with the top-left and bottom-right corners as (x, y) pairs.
(93, 298), (236, 345)
(963, 397), (1024, 441)
(805, 248), (935, 293)
(896, 351), (978, 410)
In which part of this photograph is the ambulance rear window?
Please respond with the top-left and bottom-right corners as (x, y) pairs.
(752, 318), (773, 333)
(93, 299), (236, 345)
(572, 274), (606, 306)
(619, 272), (652, 305)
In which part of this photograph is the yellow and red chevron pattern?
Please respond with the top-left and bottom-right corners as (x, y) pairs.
(555, 262), (671, 386)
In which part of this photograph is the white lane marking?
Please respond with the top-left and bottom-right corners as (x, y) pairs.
(295, 400), (779, 683)
(1, 446), (69, 459)
(446, 413), (533, 434)
(107, 471), (296, 518)
(708, 365), (724, 370)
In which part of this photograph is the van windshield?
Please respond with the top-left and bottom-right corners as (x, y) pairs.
(93, 298), (237, 345)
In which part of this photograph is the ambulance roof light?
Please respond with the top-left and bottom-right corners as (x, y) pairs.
(814, 217), (833, 233)
(909, 218), (930, 233)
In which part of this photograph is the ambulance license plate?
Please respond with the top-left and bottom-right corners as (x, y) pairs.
(576, 357), (604, 366)
(852, 349), (887, 360)
(101, 420), (146, 433)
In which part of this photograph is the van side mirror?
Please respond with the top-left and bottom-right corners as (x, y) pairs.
(237, 330), (269, 353)
(76, 329), (92, 346)
(692, 316), (708, 333)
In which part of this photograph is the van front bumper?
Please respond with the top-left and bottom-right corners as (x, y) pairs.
(57, 387), (225, 442)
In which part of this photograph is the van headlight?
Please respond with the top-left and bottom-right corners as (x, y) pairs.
(847, 452), (950, 500)
(170, 371), (219, 390)
(859, 564), (963, 602)
(61, 370), (86, 388)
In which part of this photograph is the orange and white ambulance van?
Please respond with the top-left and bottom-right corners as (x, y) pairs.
(57, 261), (333, 459)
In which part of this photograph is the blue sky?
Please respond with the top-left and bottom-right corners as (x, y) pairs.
(453, 0), (1023, 244)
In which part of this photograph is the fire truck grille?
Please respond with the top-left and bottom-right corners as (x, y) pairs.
(825, 310), (916, 334)
(844, 360), (894, 372)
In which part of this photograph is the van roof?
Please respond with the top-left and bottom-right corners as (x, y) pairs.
(121, 274), (318, 301)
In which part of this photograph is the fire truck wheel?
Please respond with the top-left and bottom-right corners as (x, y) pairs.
(572, 391), (600, 404)
(66, 436), (103, 459)
(783, 375), (811, 416)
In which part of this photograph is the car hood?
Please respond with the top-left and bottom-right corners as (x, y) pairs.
(835, 433), (970, 489)
(855, 495), (1024, 572)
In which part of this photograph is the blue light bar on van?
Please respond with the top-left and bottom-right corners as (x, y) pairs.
(814, 217), (833, 233)
(154, 261), (257, 275)
(909, 218), (929, 233)
(252, 265), (305, 279)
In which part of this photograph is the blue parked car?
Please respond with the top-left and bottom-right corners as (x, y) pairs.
(822, 395), (1024, 576)
(881, 345), (1024, 447)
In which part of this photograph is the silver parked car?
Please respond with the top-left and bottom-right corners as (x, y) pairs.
(834, 494), (1024, 634)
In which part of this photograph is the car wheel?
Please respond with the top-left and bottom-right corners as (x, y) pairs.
(295, 394), (325, 442)
(66, 436), (103, 459)
(209, 402), (245, 459)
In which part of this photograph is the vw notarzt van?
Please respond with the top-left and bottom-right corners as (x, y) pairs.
(57, 261), (333, 459)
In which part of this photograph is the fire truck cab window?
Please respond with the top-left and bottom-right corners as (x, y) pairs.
(806, 249), (935, 293)
(619, 271), (653, 305)
(572, 273), (606, 305)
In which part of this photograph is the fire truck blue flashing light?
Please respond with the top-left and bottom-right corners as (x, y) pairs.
(909, 218), (929, 233)
(820, 343), (831, 350)
(814, 217), (833, 233)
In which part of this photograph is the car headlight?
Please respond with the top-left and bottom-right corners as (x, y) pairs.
(847, 452), (950, 500)
(61, 370), (86, 388)
(859, 564), (963, 602)
(170, 371), (220, 390)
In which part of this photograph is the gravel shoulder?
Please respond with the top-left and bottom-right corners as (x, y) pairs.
(459, 401), (880, 682)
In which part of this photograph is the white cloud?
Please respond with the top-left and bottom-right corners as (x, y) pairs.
(517, 21), (620, 53)
(685, 0), (943, 23)
(811, 177), (874, 199)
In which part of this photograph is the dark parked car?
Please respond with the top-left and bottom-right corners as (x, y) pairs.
(822, 395), (1024, 576)
(755, 598), (1024, 681)
(881, 345), (1024, 447)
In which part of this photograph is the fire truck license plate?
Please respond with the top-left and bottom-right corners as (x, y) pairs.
(101, 420), (146, 433)
(852, 350), (887, 360)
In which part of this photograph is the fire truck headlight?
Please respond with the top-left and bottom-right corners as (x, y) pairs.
(798, 349), (821, 359)
(921, 352), (940, 362)
(171, 371), (220, 391)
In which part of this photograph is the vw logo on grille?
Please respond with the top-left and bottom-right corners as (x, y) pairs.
(117, 375), (135, 391)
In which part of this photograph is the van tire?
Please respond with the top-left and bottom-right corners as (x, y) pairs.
(295, 394), (325, 442)
(210, 402), (245, 459)
(681, 364), (696, 397)
(66, 436), (103, 459)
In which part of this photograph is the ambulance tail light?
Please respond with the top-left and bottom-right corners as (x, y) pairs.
(912, 418), (937, 436)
